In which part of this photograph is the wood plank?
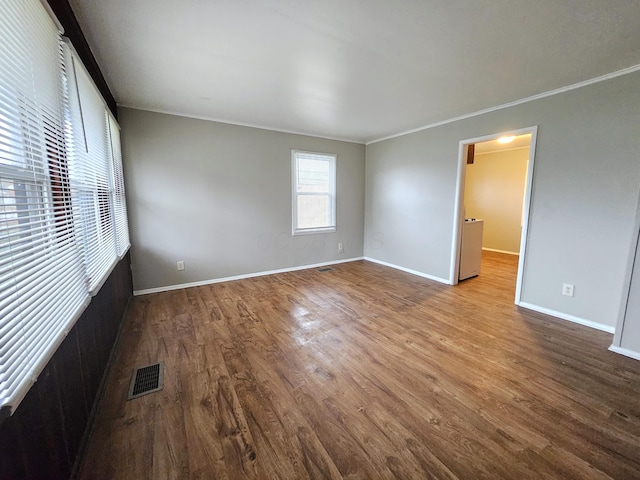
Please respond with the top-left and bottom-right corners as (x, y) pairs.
(77, 252), (640, 479)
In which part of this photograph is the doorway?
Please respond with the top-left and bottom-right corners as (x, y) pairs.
(449, 126), (538, 305)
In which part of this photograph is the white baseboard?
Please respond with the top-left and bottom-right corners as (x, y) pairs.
(135, 258), (618, 339)
(517, 301), (615, 333)
(134, 257), (364, 296)
(482, 247), (519, 256)
(608, 345), (640, 362)
(363, 257), (450, 284)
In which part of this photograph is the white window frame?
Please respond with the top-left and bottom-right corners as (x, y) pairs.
(291, 150), (336, 235)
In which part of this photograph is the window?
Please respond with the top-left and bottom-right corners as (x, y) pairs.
(107, 115), (130, 257)
(64, 48), (119, 292)
(0, 0), (89, 418)
(0, 0), (130, 417)
(292, 150), (336, 235)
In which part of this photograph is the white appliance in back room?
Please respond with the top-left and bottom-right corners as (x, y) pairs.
(459, 218), (484, 280)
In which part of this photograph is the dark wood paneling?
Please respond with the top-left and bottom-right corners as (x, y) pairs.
(466, 143), (475, 164)
(46, 0), (118, 118)
(0, 254), (133, 480)
(51, 329), (89, 470)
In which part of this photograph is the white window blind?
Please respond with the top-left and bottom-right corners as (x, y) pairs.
(64, 46), (118, 293)
(292, 150), (336, 235)
(107, 114), (130, 257)
(0, 0), (89, 416)
(0, 0), (130, 417)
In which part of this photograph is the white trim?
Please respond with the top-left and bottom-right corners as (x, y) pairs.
(366, 64), (640, 145)
(449, 142), (468, 286)
(475, 145), (530, 156)
(518, 302), (615, 333)
(291, 150), (337, 236)
(117, 104), (365, 145)
(363, 257), (450, 284)
(612, 189), (640, 347)
(450, 126), (537, 304)
(482, 247), (519, 256)
(89, 258), (119, 297)
(292, 227), (336, 236)
(118, 244), (131, 261)
(608, 345), (640, 362)
(133, 257), (364, 296)
(515, 128), (538, 303)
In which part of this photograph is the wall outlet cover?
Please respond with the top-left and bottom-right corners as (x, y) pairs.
(562, 283), (574, 297)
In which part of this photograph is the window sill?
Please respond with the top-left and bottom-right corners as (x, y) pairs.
(292, 227), (336, 236)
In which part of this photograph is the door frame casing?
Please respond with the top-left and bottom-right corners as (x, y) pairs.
(449, 125), (538, 305)
(611, 188), (640, 350)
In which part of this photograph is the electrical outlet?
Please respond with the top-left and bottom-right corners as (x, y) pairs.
(562, 283), (574, 297)
(177, 260), (185, 271)
(338, 242), (344, 253)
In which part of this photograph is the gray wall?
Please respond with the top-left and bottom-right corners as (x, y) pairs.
(365, 71), (640, 329)
(119, 108), (365, 292)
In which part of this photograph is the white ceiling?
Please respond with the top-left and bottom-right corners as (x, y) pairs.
(69, 0), (640, 144)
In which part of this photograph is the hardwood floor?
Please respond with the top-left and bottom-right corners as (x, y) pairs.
(77, 252), (640, 479)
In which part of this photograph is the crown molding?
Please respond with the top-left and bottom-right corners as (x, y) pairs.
(117, 104), (365, 145)
(366, 64), (640, 145)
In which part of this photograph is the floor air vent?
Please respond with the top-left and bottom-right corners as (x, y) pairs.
(317, 267), (334, 272)
(128, 362), (164, 400)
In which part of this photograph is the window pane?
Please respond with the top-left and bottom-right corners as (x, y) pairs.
(297, 158), (329, 193)
(297, 194), (330, 229)
(292, 151), (336, 233)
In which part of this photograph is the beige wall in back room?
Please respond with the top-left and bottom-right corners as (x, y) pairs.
(464, 148), (528, 254)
